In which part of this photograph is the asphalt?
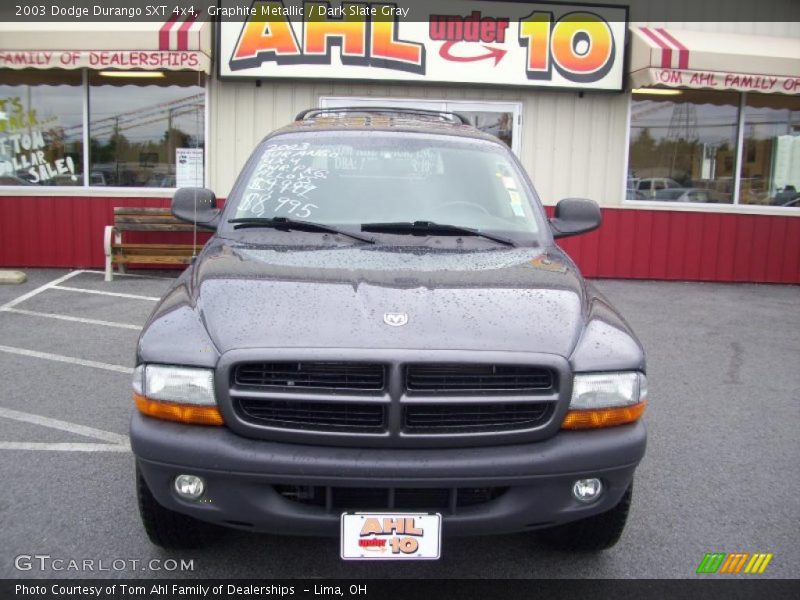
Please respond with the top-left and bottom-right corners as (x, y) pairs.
(0, 269), (797, 579)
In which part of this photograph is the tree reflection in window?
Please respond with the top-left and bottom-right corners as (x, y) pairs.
(88, 71), (204, 187)
(628, 89), (738, 204)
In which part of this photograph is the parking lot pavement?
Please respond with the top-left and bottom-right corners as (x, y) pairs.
(0, 270), (798, 579)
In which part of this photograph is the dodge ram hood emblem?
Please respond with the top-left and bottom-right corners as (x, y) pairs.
(383, 312), (409, 327)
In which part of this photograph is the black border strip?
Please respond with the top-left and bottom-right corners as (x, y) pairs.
(3, 579), (800, 600)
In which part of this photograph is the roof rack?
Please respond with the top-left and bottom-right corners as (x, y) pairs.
(295, 107), (470, 125)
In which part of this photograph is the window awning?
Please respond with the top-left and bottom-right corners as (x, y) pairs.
(629, 27), (800, 95)
(0, 16), (211, 73)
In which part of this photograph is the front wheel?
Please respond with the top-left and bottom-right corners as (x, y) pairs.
(538, 483), (633, 552)
(136, 465), (223, 549)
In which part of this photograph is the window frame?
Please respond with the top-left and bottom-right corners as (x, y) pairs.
(0, 68), (207, 193)
(622, 90), (800, 211)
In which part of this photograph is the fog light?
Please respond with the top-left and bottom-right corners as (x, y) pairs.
(174, 474), (205, 500)
(572, 478), (603, 503)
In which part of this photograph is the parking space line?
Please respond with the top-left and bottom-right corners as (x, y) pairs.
(51, 285), (160, 301)
(2, 308), (141, 330)
(0, 345), (133, 374)
(0, 270), (83, 311)
(0, 442), (130, 452)
(78, 269), (176, 281)
(0, 407), (129, 445)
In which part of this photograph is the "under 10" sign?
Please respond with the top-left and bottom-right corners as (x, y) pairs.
(218, 0), (627, 91)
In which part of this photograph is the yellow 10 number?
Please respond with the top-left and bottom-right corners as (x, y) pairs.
(519, 11), (615, 83)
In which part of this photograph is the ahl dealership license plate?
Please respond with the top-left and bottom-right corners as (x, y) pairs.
(340, 513), (442, 560)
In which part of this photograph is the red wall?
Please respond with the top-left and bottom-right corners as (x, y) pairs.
(551, 207), (800, 283)
(0, 196), (209, 268)
(1, 195), (798, 284)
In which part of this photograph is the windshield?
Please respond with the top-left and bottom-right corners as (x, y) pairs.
(224, 131), (544, 243)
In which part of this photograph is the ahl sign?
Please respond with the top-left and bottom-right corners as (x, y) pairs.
(218, 0), (627, 90)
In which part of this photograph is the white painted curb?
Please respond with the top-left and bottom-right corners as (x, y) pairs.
(0, 270), (26, 284)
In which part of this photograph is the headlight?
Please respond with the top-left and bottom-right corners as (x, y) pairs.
(133, 364), (222, 426)
(570, 372), (646, 409)
(562, 372), (646, 429)
(141, 365), (215, 405)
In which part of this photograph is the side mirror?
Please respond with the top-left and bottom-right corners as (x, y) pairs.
(549, 198), (601, 239)
(171, 187), (221, 230)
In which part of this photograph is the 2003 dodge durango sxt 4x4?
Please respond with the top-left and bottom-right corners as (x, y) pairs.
(131, 108), (647, 558)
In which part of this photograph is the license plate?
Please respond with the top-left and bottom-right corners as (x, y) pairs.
(340, 512), (442, 560)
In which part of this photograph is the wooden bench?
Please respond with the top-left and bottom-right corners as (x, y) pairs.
(104, 207), (204, 281)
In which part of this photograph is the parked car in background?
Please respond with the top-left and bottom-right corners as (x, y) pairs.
(773, 185), (799, 207)
(636, 177), (681, 198)
(653, 188), (729, 203)
(146, 173), (176, 188)
(0, 174), (33, 185)
(90, 171), (108, 186)
(625, 178), (646, 200)
(626, 186), (647, 200)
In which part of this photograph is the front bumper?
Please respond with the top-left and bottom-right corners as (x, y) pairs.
(131, 412), (646, 536)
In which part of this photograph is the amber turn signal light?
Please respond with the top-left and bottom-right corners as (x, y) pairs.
(561, 401), (646, 430)
(134, 393), (224, 426)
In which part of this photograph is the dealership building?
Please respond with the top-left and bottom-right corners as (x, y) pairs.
(1, 1), (798, 282)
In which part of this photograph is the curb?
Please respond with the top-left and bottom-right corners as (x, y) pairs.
(0, 270), (27, 284)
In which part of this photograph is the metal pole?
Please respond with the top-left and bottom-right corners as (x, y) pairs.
(167, 107), (173, 183)
(732, 93), (746, 205)
(114, 116), (119, 184)
(82, 69), (89, 186)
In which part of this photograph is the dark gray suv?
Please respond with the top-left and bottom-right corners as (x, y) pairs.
(131, 108), (647, 557)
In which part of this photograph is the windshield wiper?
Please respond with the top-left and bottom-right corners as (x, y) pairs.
(361, 221), (516, 247)
(228, 217), (375, 244)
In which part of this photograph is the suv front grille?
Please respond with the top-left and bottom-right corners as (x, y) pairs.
(406, 364), (554, 394)
(228, 360), (562, 442)
(236, 399), (385, 433)
(235, 362), (385, 392)
(404, 403), (552, 433)
(275, 485), (507, 512)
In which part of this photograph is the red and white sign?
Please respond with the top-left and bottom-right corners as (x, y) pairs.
(0, 50), (209, 71)
(0, 11), (210, 72)
(630, 26), (800, 95)
(218, 0), (627, 91)
(635, 67), (800, 95)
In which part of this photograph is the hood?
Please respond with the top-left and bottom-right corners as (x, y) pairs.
(166, 237), (588, 358)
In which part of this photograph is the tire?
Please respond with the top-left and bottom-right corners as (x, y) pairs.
(539, 483), (633, 552)
(136, 465), (223, 549)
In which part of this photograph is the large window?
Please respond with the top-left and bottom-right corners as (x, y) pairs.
(628, 90), (738, 204)
(627, 89), (800, 208)
(739, 95), (800, 207)
(88, 71), (204, 187)
(0, 69), (205, 188)
(0, 71), (83, 186)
